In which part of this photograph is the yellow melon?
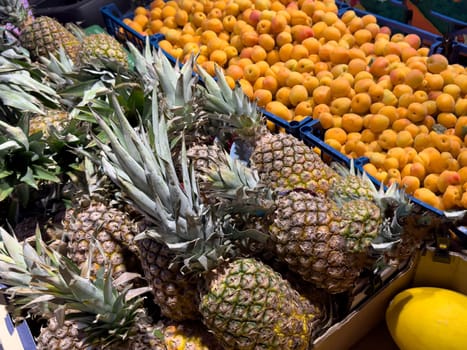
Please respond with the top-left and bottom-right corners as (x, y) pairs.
(386, 287), (467, 350)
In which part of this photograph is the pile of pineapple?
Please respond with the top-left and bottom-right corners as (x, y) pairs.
(0, 1), (461, 349)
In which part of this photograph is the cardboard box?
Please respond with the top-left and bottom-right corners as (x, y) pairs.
(0, 291), (35, 350)
(2, 248), (465, 349)
(316, 247), (467, 350)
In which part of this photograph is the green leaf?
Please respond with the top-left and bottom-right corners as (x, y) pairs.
(0, 229), (26, 269)
(20, 167), (38, 189)
(31, 165), (60, 183)
(0, 170), (13, 179)
(0, 183), (14, 201)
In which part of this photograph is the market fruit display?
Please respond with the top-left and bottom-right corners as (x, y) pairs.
(386, 287), (467, 350)
(0, 0), (466, 349)
(123, 0), (467, 211)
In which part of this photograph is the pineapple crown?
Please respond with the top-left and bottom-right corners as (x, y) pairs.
(195, 63), (264, 146)
(92, 89), (239, 274)
(199, 150), (275, 217)
(0, 46), (62, 118)
(0, 226), (151, 348)
(0, 0), (30, 28)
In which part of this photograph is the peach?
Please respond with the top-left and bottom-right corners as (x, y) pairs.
(396, 130), (414, 148)
(275, 86), (291, 105)
(341, 113), (363, 133)
(381, 89), (398, 107)
(455, 98), (467, 116)
(424, 73), (444, 91)
(253, 88), (273, 106)
(389, 67), (409, 86)
(403, 33), (422, 49)
(243, 63), (261, 83)
(324, 127), (347, 145)
(455, 116), (467, 138)
(368, 83), (385, 102)
(388, 146), (409, 168)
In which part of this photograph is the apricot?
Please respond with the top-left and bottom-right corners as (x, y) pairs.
(312, 85), (332, 105)
(407, 102), (428, 123)
(295, 100), (314, 117)
(275, 86), (291, 106)
(409, 162), (426, 181)
(253, 89), (273, 107)
(350, 93), (371, 114)
(368, 114), (391, 134)
(401, 175), (420, 195)
(265, 101), (292, 121)
(437, 170), (461, 193)
(426, 53), (449, 74)
(424, 173), (441, 193)
(377, 129), (398, 150)
(413, 188), (442, 209)
(388, 147), (409, 168)
(324, 127), (347, 145)
(313, 110), (337, 129)
(396, 130), (414, 148)
(289, 85), (309, 107)
(436, 93), (456, 113)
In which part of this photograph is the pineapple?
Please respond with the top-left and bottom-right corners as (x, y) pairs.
(0, 0), (79, 61)
(77, 33), (128, 70)
(161, 320), (222, 350)
(29, 108), (69, 136)
(36, 314), (86, 350)
(200, 153), (409, 294)
(92, 92), (317, 348)
(62, 159), (142, 283)
(196, 65), (340, 196)
(0, 227), (164, 349)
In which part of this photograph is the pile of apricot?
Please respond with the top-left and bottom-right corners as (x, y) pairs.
(124, 0), (467, 211)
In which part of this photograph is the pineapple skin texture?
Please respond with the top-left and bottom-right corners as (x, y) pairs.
(20, 16), (79, 61)
(251, 133), (338, 195)
(199, 258), (313, 350)
(36, 317), (85, 350)
(63, 201), (139, 280)
(269, 191), (379, 294)
(138, 238), (201, 321)
(78, 33), (128, 69)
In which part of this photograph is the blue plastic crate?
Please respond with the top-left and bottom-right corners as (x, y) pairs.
(299, 119), (467, 245)
(100, 2), (162, 51)
(0, 285), (36, 350)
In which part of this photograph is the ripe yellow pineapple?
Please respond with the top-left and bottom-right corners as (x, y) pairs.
(0, 0), (79, 61)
